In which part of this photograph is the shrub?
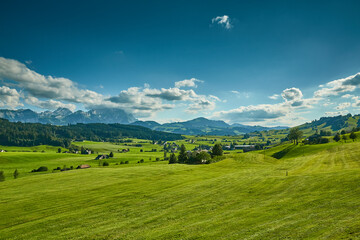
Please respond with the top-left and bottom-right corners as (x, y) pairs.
(125, 161), (129, 164)
(102, 161), (109, 166)
(0, 171), (5, 181)
(37, 166), (48, 172)
(13, 169), (19, 179)
(319, 138), (329, 144)
(156, 157), (160, 161)
(120, 161), (124, 164)
(140, 159), (144, 163)
(32, 166), (48, 172)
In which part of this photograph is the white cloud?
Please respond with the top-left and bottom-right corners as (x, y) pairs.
(231, 90), (239, 94)
(314, 73), (360, 98)
(186, 99), (216, 113)
(25, 96), (76, 111)
(0, 57), (103, 104)
(0, 86), (23, 109)
(144, 87), (197, 101)
(342, 94), (354, 98)
(269, 94), (280, 100)
(213, 103), (288, 122)
(281, 88), (303, 101)
(325, 110), (349, 117)
(335, 102), (351, 110)
(174, 78), (203, 88)
(211, 15), (233, 29)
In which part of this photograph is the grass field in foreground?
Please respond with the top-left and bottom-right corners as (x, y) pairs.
(1, 141), (360, 239)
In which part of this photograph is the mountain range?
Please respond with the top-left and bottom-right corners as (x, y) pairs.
(0, 108), (287, 135)
(130, 117), (288, 135)
(0, 108), (136, 125)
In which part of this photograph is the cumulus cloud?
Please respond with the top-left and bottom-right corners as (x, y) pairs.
(144, 88), (197, 101)
(0, 86), (23, 109)
(25, 96), (76, 111)
(314, 73), (360, 98)
(211, 15), (233, 29)
(0, 57), (103, 104)
(175, 78), (203, 88)
(186, 99), (216, 113)
(281, 88), (303, 101)
(0, 57), (189, 118)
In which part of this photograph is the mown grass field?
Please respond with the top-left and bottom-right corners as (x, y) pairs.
(1, 140), (360, 239)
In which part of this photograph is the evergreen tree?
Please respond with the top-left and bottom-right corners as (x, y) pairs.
(212, 144), (223, 157)
(169, 153), (177, 164)
(109, 152), (114, 157)
(13, 169), (19, 179)
(178, 144), (188, 163)
(57, 148), (61, 153)
(342, 134), (348, 143)
(333, 133), (341, 142)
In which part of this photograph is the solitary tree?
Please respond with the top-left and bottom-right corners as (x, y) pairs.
(109, 152), (114, 158)
(342, 134), (348, 143)
(57, 148), (61, 153)
(341, 130), (346, 135)
(212, 144), (223, 157)
(0, 171), (5, 181)
(287, 127), (303, 144)
(350, 132), (357, 142)
(333, 133), (341, 142)
(169, 153), (177, 164)
(178, 144), (188, 163)
(13, 169), (19, 179)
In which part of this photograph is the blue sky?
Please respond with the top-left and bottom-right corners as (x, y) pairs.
(1, 0), (360, 126)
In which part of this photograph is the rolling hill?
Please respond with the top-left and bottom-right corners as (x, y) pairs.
(0, 139), (359, 239)
(131, 117), (288, 135)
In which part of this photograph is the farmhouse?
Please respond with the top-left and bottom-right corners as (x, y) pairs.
(76, 164), (91, 169)
(0, 149), (5, 152)
(235, 145), (256, 152)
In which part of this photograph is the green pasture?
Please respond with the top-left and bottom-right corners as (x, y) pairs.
(0, 138), (360, 239)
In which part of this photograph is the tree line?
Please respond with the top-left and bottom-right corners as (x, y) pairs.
(0, 118), (183, 147)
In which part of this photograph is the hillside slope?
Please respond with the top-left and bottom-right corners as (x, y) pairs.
(0, 141), (359, 239)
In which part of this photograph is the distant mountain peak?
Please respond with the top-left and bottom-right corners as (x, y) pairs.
(0, 108), (136, 125)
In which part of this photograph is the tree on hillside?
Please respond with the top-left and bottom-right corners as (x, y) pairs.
(341, 130), (346, 135)
(169, 153), (177, 164)
(342, 134), (348, 143)
(109, 152), (114, 158)
(350, 132), (357, 142)
(287, 127), (303, 144)
(57, 148), (61, 153)
(333, 133), (341, 142)
(13, 169), (19, 179)
(178, 144), (188, 163)
(211, 144), (223, 157)
(0, 171), (5, 182)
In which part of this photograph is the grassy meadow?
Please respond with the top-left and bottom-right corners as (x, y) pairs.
(1, 138), (360, 239)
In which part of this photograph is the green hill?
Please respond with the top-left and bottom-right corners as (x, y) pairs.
(1, 140), (360, 239)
